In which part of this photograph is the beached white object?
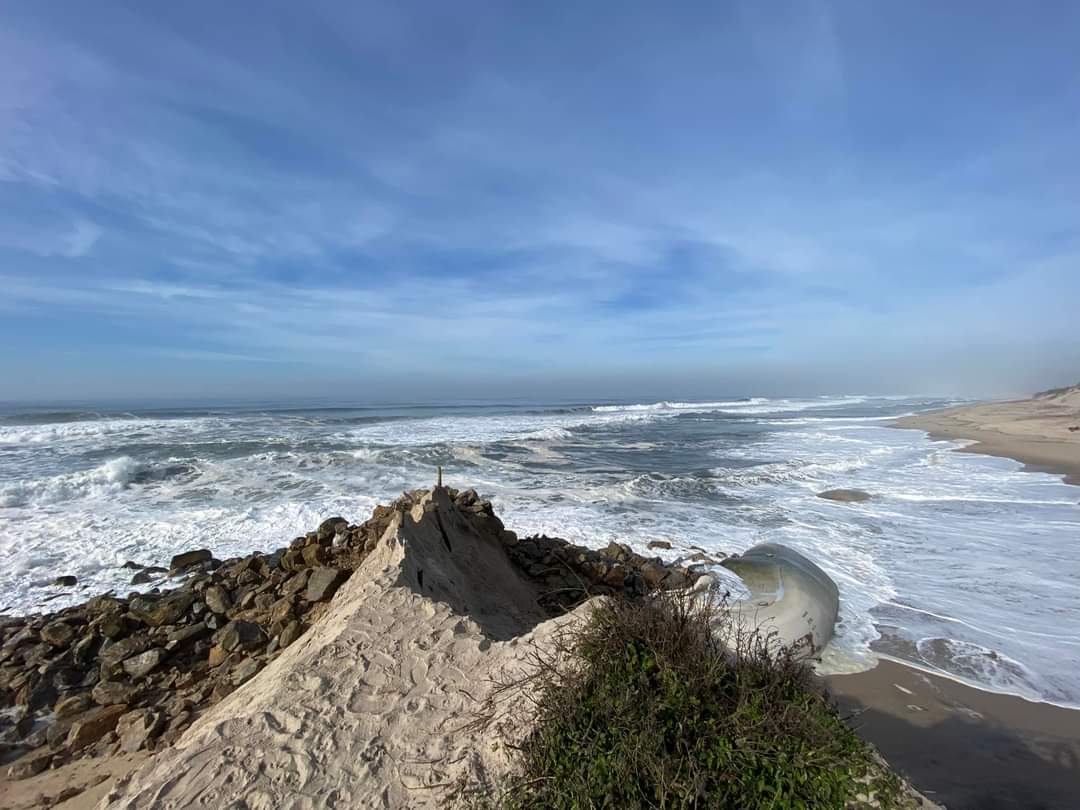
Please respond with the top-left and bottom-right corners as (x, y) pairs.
(706, 543), (840, 659)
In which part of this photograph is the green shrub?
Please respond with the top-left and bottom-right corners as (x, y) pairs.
(491, 591), (906, 809)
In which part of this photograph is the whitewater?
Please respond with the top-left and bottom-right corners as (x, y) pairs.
(1, 395), (1078, 708)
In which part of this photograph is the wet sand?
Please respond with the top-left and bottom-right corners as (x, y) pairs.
(827, 659), (1080, 810)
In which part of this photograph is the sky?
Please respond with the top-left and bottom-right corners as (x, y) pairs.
(2, 1), (1079, 403)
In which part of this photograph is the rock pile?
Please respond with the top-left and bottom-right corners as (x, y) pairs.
(505, 533), (695, 611)
(0, 486), (696, 780)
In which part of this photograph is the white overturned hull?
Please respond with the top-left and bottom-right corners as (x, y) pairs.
(706, 543), (840, 659)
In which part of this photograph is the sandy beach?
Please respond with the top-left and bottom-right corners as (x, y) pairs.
(895, 386), (1080, 485)
(869, 385), (1080, 807)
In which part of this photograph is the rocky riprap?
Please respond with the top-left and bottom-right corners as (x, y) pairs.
(0, 487), (701, 783)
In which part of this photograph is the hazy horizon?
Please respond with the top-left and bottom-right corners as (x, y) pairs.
(3, 2), (1079, 401)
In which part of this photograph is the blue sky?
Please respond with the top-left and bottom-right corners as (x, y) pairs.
(2, 1), (1078, 402)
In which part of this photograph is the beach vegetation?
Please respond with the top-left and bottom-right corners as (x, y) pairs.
(483, 590), (908, 809)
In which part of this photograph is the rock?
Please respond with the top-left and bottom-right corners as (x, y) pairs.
(97, 614), (127, 640)
(602, 563), (628, 587)
(817, 488), (872, 503)
(604, 541), (633, 562)
(25, 680), (58, 712)
(301, 543), (327, 567)
(278, 621), (302, 648)
(53, 575), (78, 587)
(169, 549), (212, 571)
(500, 530), (519, 547)
(131, 567), (167, 585)
(215, 620), (266, 653)
(640, 562), (669, 588)
(66, 704), (127, 750)
(647, 540), (672, 550)
(687, 551), (723, 564)
(86, 594), (124, 615)
(122, 648), (165, 679)
(166, 622), (209, 649)
(128, 591), (194, 627)
(230, 657), (262, 685)
(2, 708), (33, 739)
(56, 786), (82, 803)
(117, 709), (165, 753)
(269, 597), (293, 626)
(40, 620), (77, 647)
(305, 568), (350, 602)
(51, 665), (86, 690)
(281, 570), (310, 596)
(317, 516), (347, 541)
(204, 586), (231, 615)
(46, 717), (75, 747)
(662, 569), (692, 589)
(237, 569), (260, 587)
(55, 692), (94, 718)
(92, 680), (138, 706)
(280, 548), (305, 572)
(207, 644), (228, 668)
(253, 593), (275, 613)
(5, 750), (51, 780)
(167, 696), (195, 717)
(71, 633), (99, 665)
(100, 635), (151, 667)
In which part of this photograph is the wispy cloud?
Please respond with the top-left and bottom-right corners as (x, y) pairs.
(1, 1), (1078, 400)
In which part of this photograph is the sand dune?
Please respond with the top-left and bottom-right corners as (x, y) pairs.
(100, 487), (585, 808)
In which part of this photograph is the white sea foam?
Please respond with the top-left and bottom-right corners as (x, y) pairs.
(592, 398), (769, 413)
(0, 417), (213, 446)
(0, 456), (146, 507)
(590, 396), (870, 415)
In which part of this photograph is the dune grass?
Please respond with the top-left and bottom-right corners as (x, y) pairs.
(486, 590), (910, 810)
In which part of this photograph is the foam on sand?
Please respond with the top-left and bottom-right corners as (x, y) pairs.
(102, 488), (587, 808)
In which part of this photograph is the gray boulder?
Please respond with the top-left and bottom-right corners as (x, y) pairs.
(122, 648), (165, 679)
(305, 568), (350, 602)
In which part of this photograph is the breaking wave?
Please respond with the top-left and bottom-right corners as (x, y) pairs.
(0, 457), (199, 507)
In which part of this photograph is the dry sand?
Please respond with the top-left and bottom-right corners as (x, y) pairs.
(895, 386), (1080, 485)
(93, 487), (586, 809)
(0, 752), (148, 810)
(827, 659), (1080, 810)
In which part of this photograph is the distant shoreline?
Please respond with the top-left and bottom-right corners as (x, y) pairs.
(893, 389), (1080, 486)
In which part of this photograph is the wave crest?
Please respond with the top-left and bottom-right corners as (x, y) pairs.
(0, 457), (198, 508)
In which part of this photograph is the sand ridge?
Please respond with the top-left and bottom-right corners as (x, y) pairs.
(100, 487), (586, 809)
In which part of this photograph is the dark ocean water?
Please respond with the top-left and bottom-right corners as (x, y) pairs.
(2, 395), (1078, 707)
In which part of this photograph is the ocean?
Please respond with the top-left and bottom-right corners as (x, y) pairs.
(1, 395), (1078, 708)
